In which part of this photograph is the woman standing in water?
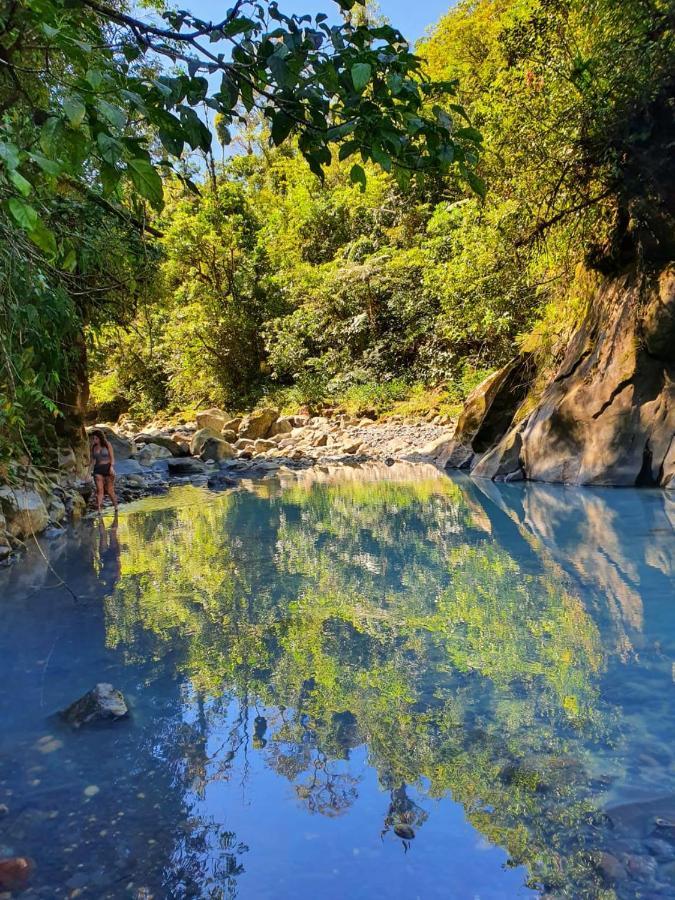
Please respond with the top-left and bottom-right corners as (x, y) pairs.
(90, 429), (118, 512)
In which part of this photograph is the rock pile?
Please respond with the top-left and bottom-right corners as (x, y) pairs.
(0, 465), (88, 567)
(116, 406), (453, 469)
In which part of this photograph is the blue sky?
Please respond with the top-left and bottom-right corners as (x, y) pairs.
(187, 0), (452, 44)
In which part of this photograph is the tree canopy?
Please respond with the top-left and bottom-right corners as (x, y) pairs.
(1, 0), (673, 460)
(0, 0), (482, 251)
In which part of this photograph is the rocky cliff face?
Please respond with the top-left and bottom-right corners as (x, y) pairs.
(444, 263), (675, 488)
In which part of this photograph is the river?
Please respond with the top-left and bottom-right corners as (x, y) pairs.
(1, 462), (673, 898)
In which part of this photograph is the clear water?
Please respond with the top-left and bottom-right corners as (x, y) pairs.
(1, 462), (674, 899)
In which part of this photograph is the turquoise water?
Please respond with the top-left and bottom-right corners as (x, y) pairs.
(1, 462), (674, 898)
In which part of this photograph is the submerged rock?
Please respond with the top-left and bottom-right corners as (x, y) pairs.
(596, 851), (626, 885)
(61, 683), (128, 728)
(393, 823), (415, 840)
(0, 857), (32, 890)
(167, 457), (207, 476)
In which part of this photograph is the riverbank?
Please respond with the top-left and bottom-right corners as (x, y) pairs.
(101, 408), (456, 505)
(0, 407), (456, 567)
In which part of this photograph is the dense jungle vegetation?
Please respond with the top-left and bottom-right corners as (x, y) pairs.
(1, 0), (673, 460)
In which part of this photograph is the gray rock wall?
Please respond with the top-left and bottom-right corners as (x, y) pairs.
(446, 263), (675, 488)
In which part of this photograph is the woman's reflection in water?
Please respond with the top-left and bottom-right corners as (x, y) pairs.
(381, 781), (428, 851)
(96, 511), (120, 593)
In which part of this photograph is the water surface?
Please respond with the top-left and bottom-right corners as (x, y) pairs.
(1, 463), (674, 898)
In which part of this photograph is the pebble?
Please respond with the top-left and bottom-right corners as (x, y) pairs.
(0, 857), (32, 890)
(83, 785), (100, 798)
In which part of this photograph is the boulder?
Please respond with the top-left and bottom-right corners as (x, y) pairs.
(87, 425), (134, 460)
(234, 438), (255, 450)
(342, 441), (362, 454)
(47, 495), (67, 524)
(289, 414), (310, 427)
(135, 433), (185, 457)
(253, 438), (277, 453)
(167, 458), (207, 476)
(199, 437), (236, 462)
(196, 408), (229, 431)
(190, 427), (221, 456)
(222, 417), (242, 433)
(0, 487), (49, 539)
(136, 443), (173, 466)
(442, 355), (535, 472)
(219, 428), (236, 443)
(61, 683), (128, 728)
(0, 512), (11, 563)
(268, 417), (293, 437)
(64, 488), (87, 521)
(416, 435), (455, 460)
(115, 458), (144, 477)
(472, 422), (526, 481)
(239, 407), (279, 440)
(57, 447), (77, 473)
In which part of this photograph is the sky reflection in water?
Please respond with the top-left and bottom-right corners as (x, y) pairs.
(1, 463), (674, 898)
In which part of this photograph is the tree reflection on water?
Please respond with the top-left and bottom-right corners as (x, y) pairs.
(101, 464), (675, 897)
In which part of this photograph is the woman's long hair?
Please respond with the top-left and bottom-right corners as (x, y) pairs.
(91, 429), (111, 454)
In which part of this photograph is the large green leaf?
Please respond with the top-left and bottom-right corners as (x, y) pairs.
(63, 96), (86, 128)
(351, 63), (372, 92)
(40, 118), (64, 158)
(7, 197), (38, 230)
(28, 222), (58, 257)
(28, 152), (62, 176)
(97, 133), (124, 166)
(271, 112), (294, 146)
(8, 169), (32, 197)
(97, 100), (127, 130)
(127, 158), (163, 207)
(0, 142), (20, 170)
(350, 163), (366, 191)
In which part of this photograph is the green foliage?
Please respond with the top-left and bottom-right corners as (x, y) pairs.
(0, 0), (481, 243)
(3, 0), (673, 440)
(0, 204), (157, 461)
(0, 0), (483, 451)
